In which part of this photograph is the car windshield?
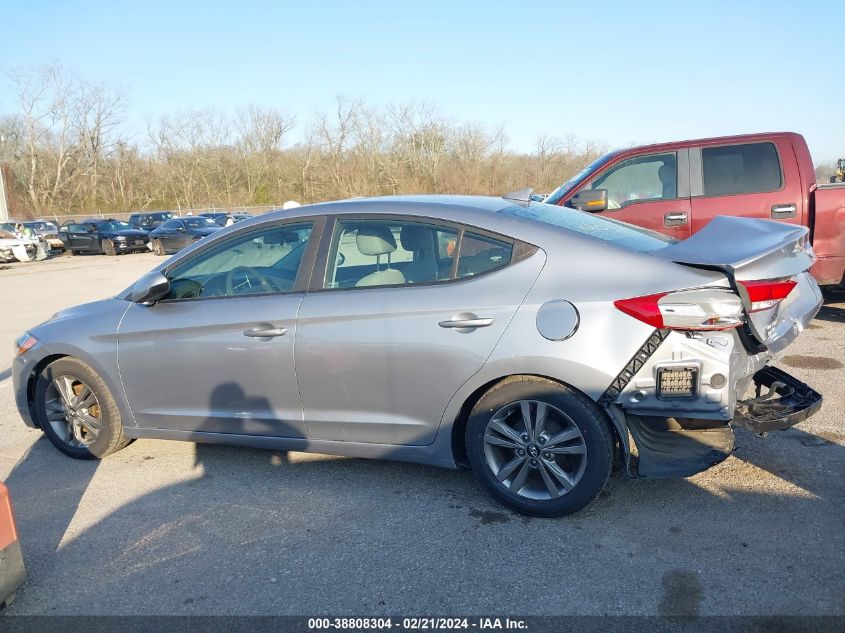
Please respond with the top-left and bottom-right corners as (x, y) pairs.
(504, 202), (674, 253)
(25, 221), (56, 231)
(544, 151), (621, 205)
(183, 217), (218, 229)
(100, 221), (132, 231)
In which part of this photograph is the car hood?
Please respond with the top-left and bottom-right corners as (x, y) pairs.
(102, 229), (150, 239)
(189, 227), (222, 236)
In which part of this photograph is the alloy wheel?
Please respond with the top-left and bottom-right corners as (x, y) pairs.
(44, 375), (103, 448)
(483, 399), (587, 500)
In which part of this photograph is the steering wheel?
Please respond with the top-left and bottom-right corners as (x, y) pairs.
(225, 266), (276, 295)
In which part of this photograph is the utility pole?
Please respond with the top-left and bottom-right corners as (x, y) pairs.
(0, 164), (9, 221)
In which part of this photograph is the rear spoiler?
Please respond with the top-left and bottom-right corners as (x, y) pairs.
(651, 216), (814, 282)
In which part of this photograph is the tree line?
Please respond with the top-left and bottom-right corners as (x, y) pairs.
(0, 64), (607, 216)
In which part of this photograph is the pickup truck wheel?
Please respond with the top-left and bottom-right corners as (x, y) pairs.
(33, 357), (130, 460)
(466, 376), (613, 517)
(102, 239), (116, 256)
(153, 239), (166, 256)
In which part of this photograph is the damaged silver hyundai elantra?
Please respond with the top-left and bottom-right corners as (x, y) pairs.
(12, 195), (823, 516)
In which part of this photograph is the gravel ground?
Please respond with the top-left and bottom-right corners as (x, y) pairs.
(0, 252), (843, 616)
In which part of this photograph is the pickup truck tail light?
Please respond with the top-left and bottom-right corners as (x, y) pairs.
(738, 279), (797, 313)
(614, 288), (744, 331)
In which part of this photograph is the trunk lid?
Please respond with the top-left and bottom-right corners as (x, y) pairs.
(652, 216), (822, 353)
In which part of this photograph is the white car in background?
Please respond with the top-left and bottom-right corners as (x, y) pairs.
(0, 228), (49, 263)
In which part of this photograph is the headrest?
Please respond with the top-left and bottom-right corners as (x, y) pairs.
(657, 163), (674, 184)
(356, 225), (397, 256)
(399, 225), (432, 251)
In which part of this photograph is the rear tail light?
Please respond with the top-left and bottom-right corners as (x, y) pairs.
(614, 288), (744, 331)
(738, 279), (797, 313)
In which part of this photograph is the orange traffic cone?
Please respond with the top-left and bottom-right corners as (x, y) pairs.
(0, 483), (25, 607)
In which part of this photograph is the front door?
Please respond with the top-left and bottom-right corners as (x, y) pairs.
(582, 150), (692, 240)
(118, 219), (318, 436)
(295, 216), (546, 446)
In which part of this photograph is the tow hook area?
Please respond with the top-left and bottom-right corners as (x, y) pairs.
(732, 366), (823, 434)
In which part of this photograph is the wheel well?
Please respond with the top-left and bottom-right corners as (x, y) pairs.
(26, 354), (68, 426)
(449, 373), (622, 469)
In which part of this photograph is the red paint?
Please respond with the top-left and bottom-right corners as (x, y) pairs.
(551, 132), (845, 286)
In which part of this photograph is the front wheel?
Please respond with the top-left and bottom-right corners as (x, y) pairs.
(153, 239), (166, 256)
(466, 376), (614, 517)
(102, 239), (116, 256)
(34, 357), (130, 459)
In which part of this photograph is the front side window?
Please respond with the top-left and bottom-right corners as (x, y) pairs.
(182, 217), (219, 229)
(586, 152), (678, 209)
(164, 222), (313, 300)
(325, 219), (458, 289)
(701, 142), (782, 195)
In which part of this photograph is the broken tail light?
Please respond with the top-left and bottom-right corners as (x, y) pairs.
(738, 279), (797, 313)
(614, 288), (744, 331)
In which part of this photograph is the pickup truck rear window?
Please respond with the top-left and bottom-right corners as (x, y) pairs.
(504, 203), (673, 253)
(702, 142), (782, 196)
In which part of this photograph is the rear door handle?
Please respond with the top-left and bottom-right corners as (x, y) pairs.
(439, 316), (495, 330)
(771, 203), (797, 219)
(243, 327), (288, 338)
(664, 212), (688, 226)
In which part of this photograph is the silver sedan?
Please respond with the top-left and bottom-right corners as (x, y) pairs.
(12, 195), (823, 515)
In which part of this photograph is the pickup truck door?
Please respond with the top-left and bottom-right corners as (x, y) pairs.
(574, 149), (692, 240)
(688, 138), (805, 234)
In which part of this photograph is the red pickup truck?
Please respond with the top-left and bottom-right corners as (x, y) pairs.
(545, 132), (845, 287)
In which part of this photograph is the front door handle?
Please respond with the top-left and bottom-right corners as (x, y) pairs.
(439, 315), (495, 332)
(771, 203), (797, 219)
(243, 327), (288, 338)
(664, 212), (688, 227)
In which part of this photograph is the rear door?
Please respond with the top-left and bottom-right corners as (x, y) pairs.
(574, 150), (692, 240)
(295, 215), (545, 446)
(689, 139), (805, 233)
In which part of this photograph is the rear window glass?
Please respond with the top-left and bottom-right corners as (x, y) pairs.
(702, 142), (782, 196)
(503, 202), (673, 253)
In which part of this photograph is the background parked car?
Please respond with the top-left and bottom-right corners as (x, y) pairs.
(0, 228), (45, 262)
(59, 219), (150, 256)
(23, 220), (64, 251)
(544, 131), (845, 287)
(127, 211), (179, 232)
(200, 212), (253, 226)
(149, 216), (222, 255)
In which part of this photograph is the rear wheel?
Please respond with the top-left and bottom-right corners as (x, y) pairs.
(153, 239), (166, 256)
(102, 239), (116, 256)
(34, 357), (130, 459)
(466, 376), (614, 517)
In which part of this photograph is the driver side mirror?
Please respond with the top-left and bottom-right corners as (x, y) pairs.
(570, 189), (608, 212)
(131, 271), (171, 304)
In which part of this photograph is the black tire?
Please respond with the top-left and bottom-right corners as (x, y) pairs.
(33, 357), (130, 460)
(102, 239), (116, 256)
(153, 239), (166, 256)
(466, 375), (614, 517)
(68, 249), (78, 256)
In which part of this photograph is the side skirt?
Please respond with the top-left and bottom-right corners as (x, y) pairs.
(123, 427), (459, 470)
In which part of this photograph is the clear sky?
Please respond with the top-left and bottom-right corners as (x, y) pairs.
(1, 0), (841, 162)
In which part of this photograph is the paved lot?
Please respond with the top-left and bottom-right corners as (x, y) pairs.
(0, 253), (843, 616)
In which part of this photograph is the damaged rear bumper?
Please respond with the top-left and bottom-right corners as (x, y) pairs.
(732, 366), (822, 434)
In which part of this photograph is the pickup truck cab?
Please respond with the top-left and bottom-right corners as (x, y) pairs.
(545, 132), (845, 286)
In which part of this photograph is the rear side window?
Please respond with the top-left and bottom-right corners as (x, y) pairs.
(457, 233), (513, 278)
(702, 142), (782, 196)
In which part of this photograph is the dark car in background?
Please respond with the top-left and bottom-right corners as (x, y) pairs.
(128, 211), (179, 232)
(200, 212), (253, 226)
(150, 216), (222, 255)
(59, 219), (150, 256)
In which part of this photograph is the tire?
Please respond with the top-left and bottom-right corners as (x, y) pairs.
(68, 249), (78, 256)
(466, 376), (614, 517)
(33, 357), (130, 460)
(102, 239), (116, 256)
(153, 239), (166, 256)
